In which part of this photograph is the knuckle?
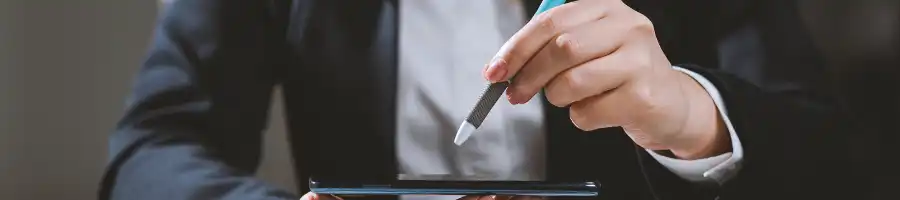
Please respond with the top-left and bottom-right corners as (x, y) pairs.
(553, 34), (580, 59)
(630, 13), (656, 35)
(560, 71), (583, 94)
(533, 12), (559, 32)
(629, 84), (661, 112)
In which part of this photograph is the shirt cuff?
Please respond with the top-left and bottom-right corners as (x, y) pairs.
(644, 66), (744, 185)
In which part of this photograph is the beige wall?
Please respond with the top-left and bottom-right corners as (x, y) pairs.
(1, 0), (296, 199)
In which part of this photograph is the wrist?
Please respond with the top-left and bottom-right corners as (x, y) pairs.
(668, 71), (730, 160)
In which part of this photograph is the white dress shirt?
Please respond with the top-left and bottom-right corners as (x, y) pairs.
(397, 1), (744, 199)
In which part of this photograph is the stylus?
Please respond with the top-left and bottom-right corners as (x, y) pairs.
(454, 0), (568, 146)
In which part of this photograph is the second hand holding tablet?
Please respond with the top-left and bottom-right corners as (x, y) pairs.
(453, 0), (567, 145)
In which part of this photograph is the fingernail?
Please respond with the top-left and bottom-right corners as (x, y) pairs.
(486, 58), (508, 82)
(506, 88), (517, 104)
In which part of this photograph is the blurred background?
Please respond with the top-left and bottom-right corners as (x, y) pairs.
(1, 1), (299, 199)
(0, 0), (897, 200)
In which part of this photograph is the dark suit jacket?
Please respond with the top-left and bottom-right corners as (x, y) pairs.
(99, 0), (863, 199)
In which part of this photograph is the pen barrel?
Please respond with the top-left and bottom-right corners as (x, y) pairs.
(464, 82), (509, 128)
(533, 0), (567, 18)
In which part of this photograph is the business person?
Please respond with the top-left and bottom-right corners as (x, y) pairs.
(100, 0), (860, 199)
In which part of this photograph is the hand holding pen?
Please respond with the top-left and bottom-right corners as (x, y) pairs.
(300, 190), (543, 200)
(462, 0), (730, 160)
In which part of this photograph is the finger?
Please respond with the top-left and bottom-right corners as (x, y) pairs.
(543, 51), (633, 107)
(479, 195), (501, 200)
(569, 86), (634, 131)
(299, 193), (342, 200)
(495, 195), (515, 200)
(299, 192), (318, 200)
(484, 0), (609, 82)
(457, 195), (494, 200)
(507, 17), (632, 104)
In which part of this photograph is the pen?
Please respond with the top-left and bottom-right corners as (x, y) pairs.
(454, 0), (568, 145)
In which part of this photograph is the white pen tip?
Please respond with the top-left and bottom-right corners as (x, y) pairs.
(454, 122), (476, 145)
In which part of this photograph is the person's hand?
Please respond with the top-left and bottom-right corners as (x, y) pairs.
(299, 193), (541, 200)
(299, 192), (344, 200)
(483, 0), (729, 159)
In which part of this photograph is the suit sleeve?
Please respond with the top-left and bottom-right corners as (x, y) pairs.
(98, 0), (294, 199)
(635, 64), (862, 199)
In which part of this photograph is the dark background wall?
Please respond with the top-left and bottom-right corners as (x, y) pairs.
(1, 1), (297, 199)
(2, 0), (25, 197)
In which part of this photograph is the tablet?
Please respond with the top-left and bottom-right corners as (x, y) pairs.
(309, 176), (599, 197)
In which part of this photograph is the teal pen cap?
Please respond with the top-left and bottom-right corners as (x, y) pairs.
(454, 0), (567, 146)
(534, 0), (567, 18)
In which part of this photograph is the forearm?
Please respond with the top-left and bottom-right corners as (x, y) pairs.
(103, 0), (287, 198)
(102, 126), (296, 200)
